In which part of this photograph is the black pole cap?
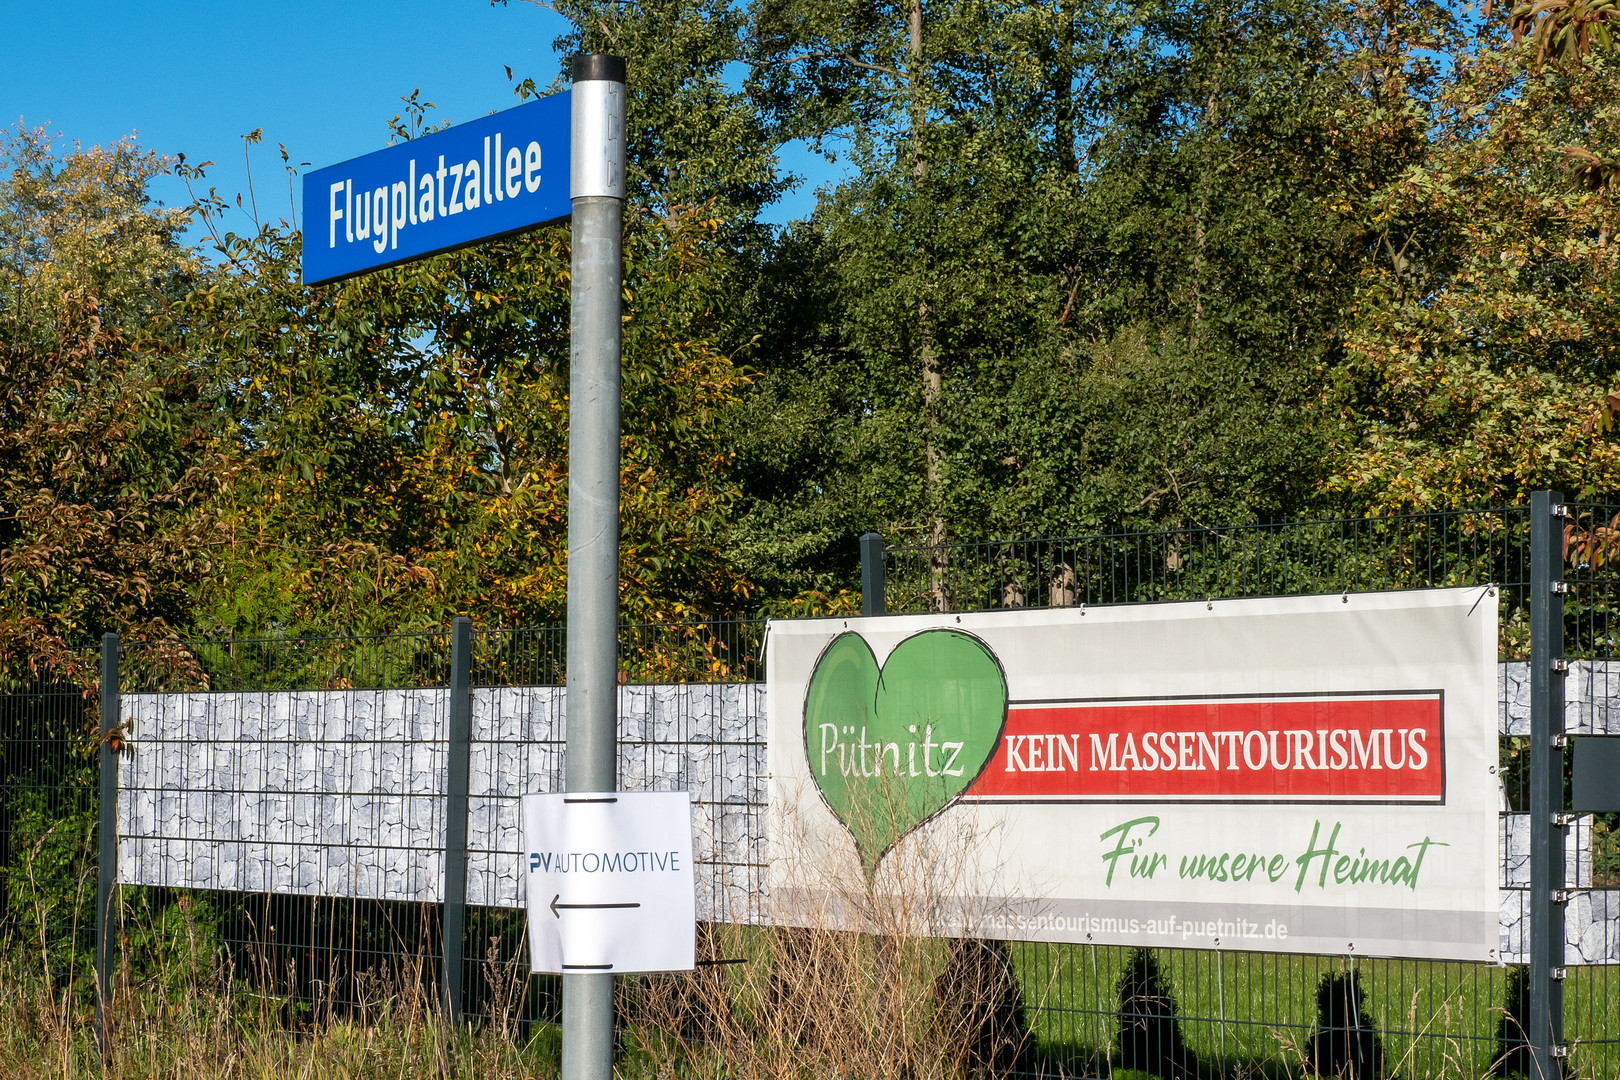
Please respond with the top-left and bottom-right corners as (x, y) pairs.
(572, 54), (626, 83)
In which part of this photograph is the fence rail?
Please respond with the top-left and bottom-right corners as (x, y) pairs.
(2, 498), (1617, 1077)
(883, 507), (1531, 618)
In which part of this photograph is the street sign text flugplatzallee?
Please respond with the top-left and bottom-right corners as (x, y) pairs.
(301, 92), (571, 286)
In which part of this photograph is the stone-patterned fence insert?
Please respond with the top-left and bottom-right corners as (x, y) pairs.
(121, 665), (1614, 961)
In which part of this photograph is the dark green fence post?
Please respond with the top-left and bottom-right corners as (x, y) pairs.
(442, 616), (472, 1023)
(1528, 490), (1568, 1074)
(95, 631), (119, 1059)
(861, 532), (887, 616)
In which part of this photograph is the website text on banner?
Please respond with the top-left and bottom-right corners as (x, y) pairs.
(765, 589), (1500, 962)
(301, 92), (571, 286)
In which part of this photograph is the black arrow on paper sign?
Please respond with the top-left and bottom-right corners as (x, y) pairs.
(550, 893), (641, 919)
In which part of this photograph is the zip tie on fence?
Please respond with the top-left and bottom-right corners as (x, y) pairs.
(1469, 582), (1498, 616)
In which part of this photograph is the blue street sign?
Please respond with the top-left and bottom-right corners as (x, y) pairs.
(302, 91), (572, 286)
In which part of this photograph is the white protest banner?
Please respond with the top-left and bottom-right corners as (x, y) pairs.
(522, 791), (696, 973)
(766, 589), (1500, 961)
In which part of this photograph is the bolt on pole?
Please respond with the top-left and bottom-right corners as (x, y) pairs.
(1528, 490), (1568, 1076)
(563, 52), (626, 1080)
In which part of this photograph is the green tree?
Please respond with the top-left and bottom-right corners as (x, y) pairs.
(726, 0), (1385, 604)
(1324, 42), (1620, 509)
(0, 125), (223, 677)
(177, 0), (783, 632)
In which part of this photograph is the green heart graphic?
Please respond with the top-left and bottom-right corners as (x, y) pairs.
(802, 629), (1007, 877)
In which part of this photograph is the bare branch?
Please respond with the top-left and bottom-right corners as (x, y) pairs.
(514, 0), (567, 18)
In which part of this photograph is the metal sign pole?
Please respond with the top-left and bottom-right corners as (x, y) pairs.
(562, 52), (626, 1080)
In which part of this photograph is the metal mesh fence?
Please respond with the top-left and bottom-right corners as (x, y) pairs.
(458, 621), (767, 1028)
(62, 621), (768, 1039)
(0, 656), (100, 1006)
(1010, 945), (1520, 1077)
(884, 505), (1617, 1076)
(1553, 502), (1620, 1076)
(883, 508), (1532, 619)
(2, 503), (1617, 1076)
(114, 631), (455, 1021)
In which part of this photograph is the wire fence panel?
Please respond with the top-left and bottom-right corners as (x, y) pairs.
(1011, 945), (1520, 1078)
(3, 504), (1618, 1075)
(883, 506), (1616, 1077)
(0, 657), (100, 1002)
(1559, 502), (1620, 1070)
(884, 509), (1531, 619)
(69, 623), (769, 1028)
(460, 624), (766, 1026)
(114, 633), (454, 1014)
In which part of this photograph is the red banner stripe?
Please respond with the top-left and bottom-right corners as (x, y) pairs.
(966, 694), (1444, 802)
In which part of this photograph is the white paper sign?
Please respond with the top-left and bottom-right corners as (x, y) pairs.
(767, 588), (1501, 961)
(522, 791), (696, 973)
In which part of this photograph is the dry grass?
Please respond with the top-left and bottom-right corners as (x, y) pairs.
(0, 929), (558, 1080)
(620, 777), (1040, 1080)
(1, 774), (1034, 1080)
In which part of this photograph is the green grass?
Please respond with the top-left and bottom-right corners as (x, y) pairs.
(1007, 943), (1620, 1079)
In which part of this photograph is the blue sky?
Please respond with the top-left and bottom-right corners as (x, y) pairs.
(2, 1), (829, 246)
